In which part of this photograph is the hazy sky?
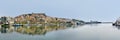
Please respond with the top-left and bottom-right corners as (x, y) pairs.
(0, 0), (120, 22)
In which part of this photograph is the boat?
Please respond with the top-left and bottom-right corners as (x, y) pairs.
(12, 24), (23, 26)
(113, 18), (120, 26)
(112, 23), (120, 26)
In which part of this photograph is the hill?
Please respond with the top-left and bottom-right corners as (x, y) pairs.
(14, 13), (75, 25)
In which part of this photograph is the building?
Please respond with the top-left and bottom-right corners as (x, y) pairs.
(0, 16), (14, 24)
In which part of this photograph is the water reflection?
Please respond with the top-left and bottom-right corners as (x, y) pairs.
(89, 24), (99, 26)
(114, 26), (120, 30)
(1, 28), (7, 33)
(0, 27), (14, 33)
(0, 24), (75, 35)
(1, 23), (120, 40)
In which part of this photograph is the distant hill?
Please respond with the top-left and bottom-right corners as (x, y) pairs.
(14, 13), (75, 25)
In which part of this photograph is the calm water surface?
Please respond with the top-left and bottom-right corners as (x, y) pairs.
(0, 23), (120, 40)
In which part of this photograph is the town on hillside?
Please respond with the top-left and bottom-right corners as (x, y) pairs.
(0, 13), (87, 34)
(0, 13), (85, 26)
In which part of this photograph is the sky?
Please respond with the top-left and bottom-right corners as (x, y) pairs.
(0, 0), (120, 22)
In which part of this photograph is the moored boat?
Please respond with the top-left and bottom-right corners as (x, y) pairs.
(12, 24), (23, 26)
(113, 18), (120, 26)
